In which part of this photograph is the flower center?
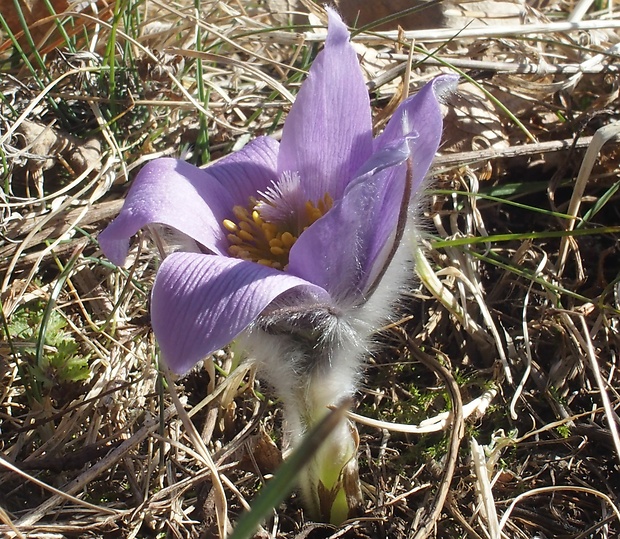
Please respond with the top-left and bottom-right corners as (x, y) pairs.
(222, 190), (333, 270)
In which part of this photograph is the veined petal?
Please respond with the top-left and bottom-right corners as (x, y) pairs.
(277, 8), (373, 202)
(208, 136), (279, 207)
(374, 74), (458, 196)
(99, 158), (232, 265)
(151, 252), (331, 374)
(287, 141), (411, 303)
(99, 138), (279, 266)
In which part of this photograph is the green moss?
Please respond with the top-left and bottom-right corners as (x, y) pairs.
(556, 425), (571, 438)
(3, 300), (90, 399)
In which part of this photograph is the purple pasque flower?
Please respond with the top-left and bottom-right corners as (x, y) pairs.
(100, 8), (456, 524)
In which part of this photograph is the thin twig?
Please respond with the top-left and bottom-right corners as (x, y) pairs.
(14, 404), (177, 527)
(301, 20), (620, 43)
(396, 330), (465, 539)
(433, 136), (595, 170)
(373, 53), (620, 76)
(556, 122), (620, 276)
(578, 315), (620, 466)
(498, 486), (620, 532)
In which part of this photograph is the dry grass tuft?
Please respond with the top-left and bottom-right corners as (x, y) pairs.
(1, 1), (620, 538)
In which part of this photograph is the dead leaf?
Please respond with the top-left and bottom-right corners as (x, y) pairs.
(336, 0), (524, 30)
(2, 0), (69, 51)
(442, 82), (509, 155)
(1, 0), (113, 54)
(336, 0), (445, 30)
(15, 120), (102, 197)
(239, 426), (283, 475)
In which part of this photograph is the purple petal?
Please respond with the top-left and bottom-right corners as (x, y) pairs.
(374, 74), (458, 194)
(277, 8), (373, 202)
(99, 158), (232, 265)
(99, 137), (279, 266)
(208, 136), (279, 207)
(287, 141), (411, 303)
(151, 252), (330, 374)
(288, 74), (455, 301)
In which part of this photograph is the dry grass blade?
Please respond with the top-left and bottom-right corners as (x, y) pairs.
(470, 438), (500, 539)
(498, 485), (620, 532)
(14, 403), (177, 527)
(0, 455), (119, 517)
(556, 122), (620, 276)
(347, 386), (496, 434)
(163, 369), (230, 539)
(578, 315), (620, 466)
(398, 331), (465, 539)
(508, 251), (547, 420)
(329, 19), (620, 42)
(433, 135), (597, 169)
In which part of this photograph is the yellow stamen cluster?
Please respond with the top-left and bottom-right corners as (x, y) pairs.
(305, 192), (334, 225)
(223, 192), (334, 270)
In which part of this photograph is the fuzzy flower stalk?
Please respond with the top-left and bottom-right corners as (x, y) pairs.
(100, 9), (456, 525)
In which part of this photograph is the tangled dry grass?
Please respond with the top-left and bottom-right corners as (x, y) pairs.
(1, 0), (620, 537)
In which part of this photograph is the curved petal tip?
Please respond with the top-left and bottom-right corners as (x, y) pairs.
(431, 73), (460, 103)
(325, 7), (350, 46)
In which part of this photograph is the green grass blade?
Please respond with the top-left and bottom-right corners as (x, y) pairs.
(229, 400), (351, 539)
(432, 225), (620, 249)
(35, 243), (85, 378)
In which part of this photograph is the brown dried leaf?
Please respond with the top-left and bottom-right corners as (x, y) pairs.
(443, 0), (525, 27)
(336, 0), (525, 29)
(442, 82), (509, 155)
(336, 0), (446, 29)
(2, 0), (69, 50)
(239, 426), (283, 475)
(16, 119), (102, 181)
(1, 0), (114, 54)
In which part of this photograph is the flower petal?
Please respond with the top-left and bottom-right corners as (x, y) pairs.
(291, 77), (456, 299)
(99, 137), (279, 266)
(208, 136), (279, 207)
(287, 140), (411, 303)
(99, 158), (232, 265)
(151, 252), (330, 374)
(277, 8), (373, 202)
(374, 74), (458, 195)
